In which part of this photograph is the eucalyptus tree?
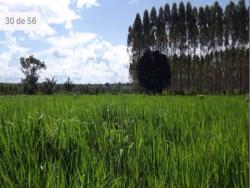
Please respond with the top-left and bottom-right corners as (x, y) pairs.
(171, 54), (178, 91)
(224, 3), (233, 49)
(169, 3), (179, 90)
(170, 3), (179, 55)
(192, 7), (199, 53)
(198, 6), (208, 72)
(237, 0), (248, 46)
(156, 7), (166, 52)
(205, 6), (213, 54)
(213, 1), (224, 50)
(177, 2), (187, 90)
(127, 0), (249, 94)
(224, 2), (237, 92)
(132, 14), (143, 58)
(129, 14), (143, 85)
(212, 1), (223, 92)
(198, 7), (209, 91)
(164, 3), (171, 55)
(142, 10), (151, 50)
(185, 2), (193, 91)
(186, 2), (193, 55)
(236, 0), (248, 92)
(227, 2), (238, 48)
(149, 7), (157, 50)
(177, 2), (186, 56)
(127, 26), (133, 49)
(20, 55), (46, 95)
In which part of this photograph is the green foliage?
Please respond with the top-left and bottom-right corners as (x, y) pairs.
(64, 77), (75, 92)
(0, 95), (247, 187)
(41, 77), (57, 95)
(20, 56), (46, 95)
(136, 50), (171, 94)
(0, 83), (22, 95)
(156, 7), (166, 51)
(142, 10), (150, 50)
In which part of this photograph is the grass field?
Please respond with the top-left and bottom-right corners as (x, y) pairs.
(0, 95), (248, 187)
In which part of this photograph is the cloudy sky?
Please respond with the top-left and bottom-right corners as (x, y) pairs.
(0, 0), (235, 84)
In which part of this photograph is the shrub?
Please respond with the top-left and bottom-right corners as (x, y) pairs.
(41, 77), (57, 95)
(64, 77), (75, 92)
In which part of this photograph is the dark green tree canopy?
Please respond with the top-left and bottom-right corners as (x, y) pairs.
(136, 50), (171, 94)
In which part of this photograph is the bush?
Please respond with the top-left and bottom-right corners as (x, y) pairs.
(64, 77), (75, 92)
(41, 77), (57, 95)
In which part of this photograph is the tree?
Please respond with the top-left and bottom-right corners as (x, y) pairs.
(178, 2), (186, 55)
(127, 26), (133, 49)
(213, 1), (224, 50)
(204, 6), (212, 53)
(128, 1), (249, 95)
(136, 50), (171, 94)
(170, 54), (178, 92)
(198, 7), (207, 55)
(186, 2), (193, 54)
(132, 13), (143, 57)
(191, 7), (199, 55)
(175, 2), (186, 90)
(42, 77), (57, 95)
(150, 7), (158, 50)
(129, 13), (143, 87)
(237, 0), (248, 46)
(142, 10), (151, 50)
(156, 7), (166, 52)
(186, 3), (199, 92)
(212, 2), (223, 93)
(20, 55), (46, 95)
(224, 2), (237, 93)
(164, 3), (171, 54)
(64, 77), (75, 92)
(225, 2), (238, 48)
(170, 3), (179, 55)
(224, 4), (232, 49)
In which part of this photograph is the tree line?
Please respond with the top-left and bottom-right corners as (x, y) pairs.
(0, 82), (134, 95)
(127, 0), (249, 94)
(0, 55), (133, 95)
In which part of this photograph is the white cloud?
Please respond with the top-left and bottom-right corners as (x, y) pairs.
(4, 33), (29, 55)
(0, 33), (29, 83)
(34, 32), (130, 83)
(75, 0), (99, 8)
(47, 31), (97, 49)
(26, 23), (56, 39)
(0, 0), (99, 37)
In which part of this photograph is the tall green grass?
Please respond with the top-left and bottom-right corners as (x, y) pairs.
(0, 95), (248, 187)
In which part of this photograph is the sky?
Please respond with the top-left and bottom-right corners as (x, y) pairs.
(0, 0), (241, 84)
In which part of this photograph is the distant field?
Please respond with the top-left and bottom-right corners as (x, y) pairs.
(0, 95), (248, 187)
